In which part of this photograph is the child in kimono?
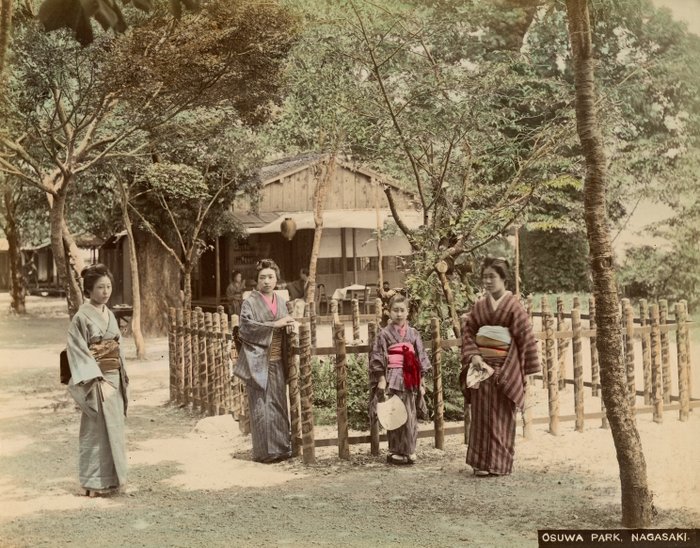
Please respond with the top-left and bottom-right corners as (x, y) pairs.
(460, 257), (539, 476)
(66, 264), (129, 496)
(233, 259), (297, 463)
(369, 294), (431, 465)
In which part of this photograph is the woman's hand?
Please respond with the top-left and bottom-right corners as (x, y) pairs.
(273, 316), (296, 328)
(471, 355), (485, 369)
(377, 376), (387, 391)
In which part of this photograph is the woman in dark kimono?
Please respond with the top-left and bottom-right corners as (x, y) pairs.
(66, 264), (129, 496)
(460, 257), (539, 476)
(233, 259), (296, 463)
(369, 294), (431, 465)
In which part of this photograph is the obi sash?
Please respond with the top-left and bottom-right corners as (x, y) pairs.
(387, 342), (421, 390)
(476, 325), (511, 358)
(89, 339), (121, 373)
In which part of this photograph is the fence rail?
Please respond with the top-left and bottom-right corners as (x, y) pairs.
(167, 297), (695, 463)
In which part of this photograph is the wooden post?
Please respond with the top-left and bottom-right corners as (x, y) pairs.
(572, 295), (580, 310)
(589, 296), (599, 397)
(523, 295), (534, 440)
(205, 312), (216, 416)
(375, 297), (383, 327)
(544, 299), (559, 435)
(623, 300), (636, 413)
(675, 303), (690, 422)
(430, 318), (444, 450)
(351, 298), (360, 342)
(368, 322), (380, 456)
(288, 328), (303, 457)
(176, 308), (185, 405)
(639, 299), (652, 405)
(168, 308), (177, 402)
(192, 307), (202, 411)
(183, 309), (192, 407)
(572, 308), (584, 432)
(298, 323), (316, 464)
(659, 300), (671, 405)
(309, 300), (317, 349)
(333, 322), (350, 460)
(681, 300), (693, 408)
(197, 308), (207, 414)
(649, 303), (663, 423)
(540, 296), (549, 389)
(219, 312), (230, 415)
(330, 298), (340, 324)
(211, 312), (222, 415)
(556, 296), (566, 390)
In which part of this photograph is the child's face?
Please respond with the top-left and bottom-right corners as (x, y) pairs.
(389, 302), (408, 326)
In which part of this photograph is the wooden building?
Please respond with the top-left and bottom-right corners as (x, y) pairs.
(196, 154), (422, 304)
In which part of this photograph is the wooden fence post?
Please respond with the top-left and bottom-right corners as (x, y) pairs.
(430, 318), (444, 450)
(192, 308), (201, 411)
(351, 298), (360, 342)
(572, 308), (584, 432)
(219, 312), (230, 415)
(523, 295), (535, 440)
(639, 299), (652, 405)
(197, 308), (207, 414)
(650, 303), (663, 424)
(675, 303), (690, 422)
(298, 323), (316, 464)
(288, 328), (303, 457)
(168, 308), (177, 402)
(543, 299), (559, 435)
(367, 322), (380, 456)
(183, 309), (192, 407)
(330, 298), (340, 325)
(205, 312), (216, 416)
(557, 296), (567, 390)
(589, 296), (599, 397)
(681, 300), (693, 408)
(659, 300), (672, 405)
(540, 296), (549, 390)
(623, 300), (636, 413)
(176, 308), (185, 405)
(334, 322), (350, 460)
(211, 312), (222, 415)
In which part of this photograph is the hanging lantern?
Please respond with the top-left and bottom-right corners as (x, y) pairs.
(280, 217), (297, 241)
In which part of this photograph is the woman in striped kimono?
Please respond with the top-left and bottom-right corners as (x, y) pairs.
(460, 257), (539, 476)
(66, 264), (129, 496)
(233, 259), (296, 463)
(369, 294), (431, 465)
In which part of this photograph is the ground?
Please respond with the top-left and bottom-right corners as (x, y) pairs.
(0, 296), (698, 548)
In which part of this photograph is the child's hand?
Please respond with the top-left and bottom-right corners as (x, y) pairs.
(377, 376), (387, 391)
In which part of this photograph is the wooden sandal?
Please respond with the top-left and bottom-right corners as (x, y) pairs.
(387, 454), (410, 465)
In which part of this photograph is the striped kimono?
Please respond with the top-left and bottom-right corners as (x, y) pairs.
(66, 303), (129, 491)
(369, 323), (431, 457)
(460, 292), (539, 475)
(233, 291), (292, 463)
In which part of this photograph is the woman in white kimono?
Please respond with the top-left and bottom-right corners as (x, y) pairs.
(66, 264), (129, 496)
(233, 259), (296, 463)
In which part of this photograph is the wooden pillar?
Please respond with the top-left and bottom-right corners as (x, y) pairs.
(430, 318), (444, 450)
(589, 296), (600, 397)
(334, 322), (350, 460)
(205, 312), (216, 416)
(183, 309), (192, 407)
(368, 322), (380, 456)
(681, 300), (693, 408)
(675, 303), (690, 422)
(623, 300), (636, 414)
(288, 328), (302, 457)
(556, 296), (566, 390)
(309, 300), (317, 349)
(639, 299), (652, 405)
(219, 311), (230, 415)
(543, 299), (559, 435)
(352, 228), (358, 285)
(176, 308), (185, 405)
(192, 307), (202, 411)
(649, 303), (663, 423)
(215, 237), (221, 305)
(659, 300), (671, 405)
(197, 308), (208, 414)
(212, 312), (223, 415)
(298, 323), (316, 464)
(168, 307), (177, 402)
(572, 308), (584, 432)
(351, 298), (360, 342)
(330, 298), (340, 325)
(340, 228), (347, 288)
(540, 296), (549, 390)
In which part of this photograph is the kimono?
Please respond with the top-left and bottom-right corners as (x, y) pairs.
(233, 290), (292, 462)
(369, 323), (431, 457)
(66, 303), (129, 491)
(226, 281), (244, 316)
(460, 291), (540, 475)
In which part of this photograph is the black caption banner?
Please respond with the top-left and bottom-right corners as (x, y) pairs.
(538, 529), (698, 548)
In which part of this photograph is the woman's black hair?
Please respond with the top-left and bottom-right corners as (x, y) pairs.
(231, 270), (242, 281)
(255, 259), (281, 280)
(388, 293), (409, 308)
(480, 256), (510, 281)
(80, 263), (114, 297)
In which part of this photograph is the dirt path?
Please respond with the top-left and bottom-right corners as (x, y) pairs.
(0, 297), (698, 547)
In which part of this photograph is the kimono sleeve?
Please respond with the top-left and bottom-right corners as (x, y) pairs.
(66, 313), (102, 385)
(460, 310), (482, 368)
(238, 298), (274, 347)
(368, 330), (388, 384)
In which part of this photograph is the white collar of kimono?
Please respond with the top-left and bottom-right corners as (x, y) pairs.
(488, 290), (512, 312)
(80, 302), (112, 329)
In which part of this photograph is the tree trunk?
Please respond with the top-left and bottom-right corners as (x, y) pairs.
(306, 154), (336, 307)
(3, 185), (25, 314)
(566, 0), (653, 527)
(0, 0), (12, 77)
(118, 181), (146, 359)
(183, 267), (192, 311)
(49, 190), (83, 317)
(134, 228), (182, 336)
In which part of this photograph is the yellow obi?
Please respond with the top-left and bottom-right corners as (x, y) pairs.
(89, 339), (121, 373)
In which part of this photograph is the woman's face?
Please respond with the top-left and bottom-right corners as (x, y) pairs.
(257, 268), (277, 294)
(89, 275), (112, 306)
(234, 273), (242, 283)
(482, 266), (506, 296)
(389, 301), (408, 326)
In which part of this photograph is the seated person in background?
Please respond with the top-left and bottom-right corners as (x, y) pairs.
(287, 268), (309, 301)
(377, 281), (397, 327)
(226, 270), (244, 316)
